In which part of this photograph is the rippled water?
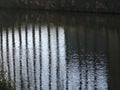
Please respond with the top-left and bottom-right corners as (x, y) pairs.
(0, 10), (120, 90)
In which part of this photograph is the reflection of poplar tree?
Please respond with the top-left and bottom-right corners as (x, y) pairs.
(39, 0), (44, 8)
(113, 0), (120, 10)
(45, 0), (57, 8)
(61, 0), (65, 7)
(24, 0), (28, 5)
(65, 0), (71, 8)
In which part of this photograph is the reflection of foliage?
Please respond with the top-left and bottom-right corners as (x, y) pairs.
(0, 0), (119, 12)
(7, 0), (109, 9)
(16, 0), (57, 8)
(0, 68), (15, 90)
(96, 1), (105, 8)
(0, 9), (120, 29)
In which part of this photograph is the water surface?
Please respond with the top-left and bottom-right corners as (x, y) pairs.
(0, 10), (120, 90)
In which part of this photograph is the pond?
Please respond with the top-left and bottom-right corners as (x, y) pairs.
(0, 9), (120, 90)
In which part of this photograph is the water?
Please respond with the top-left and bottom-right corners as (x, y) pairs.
(0, 10), (120, 90)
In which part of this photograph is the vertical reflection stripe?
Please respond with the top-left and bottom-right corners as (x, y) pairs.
(2, 28), (8, 76)
(6, 27), (10, 78)
(12, 25), (16, 89)
(8, 27), (13, 82)
(32, 24), (37, 90)
(0, 28), (4, 70)
(34, 24), (40, 90)
(41, 26), (49, 90)
(56, 26), (60, 90)
(25, 24), (30, 90)
(48, 25), (51, 90)
(21, 24), (28, 90)
(39, 24), (42, 90)
(27, 24), (35, 90)
(50, 25), (57, 90)
(58, 27), (66, 90)
(18, 24), (23, 90)
(14, 26), (21, 90)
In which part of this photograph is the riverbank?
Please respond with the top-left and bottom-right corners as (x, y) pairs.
(0, 0), (120, 13)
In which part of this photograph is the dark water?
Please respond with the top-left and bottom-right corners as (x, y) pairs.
(0, 10), (120, 90)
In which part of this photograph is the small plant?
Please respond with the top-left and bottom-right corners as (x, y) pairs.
(0, 68), (15, 90)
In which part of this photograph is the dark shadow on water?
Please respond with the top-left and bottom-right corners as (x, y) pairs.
(0, 9), (120, 90)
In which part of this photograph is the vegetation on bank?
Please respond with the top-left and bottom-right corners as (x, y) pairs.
(0, 68), (15, 90)
(0, 0), (120, 13)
